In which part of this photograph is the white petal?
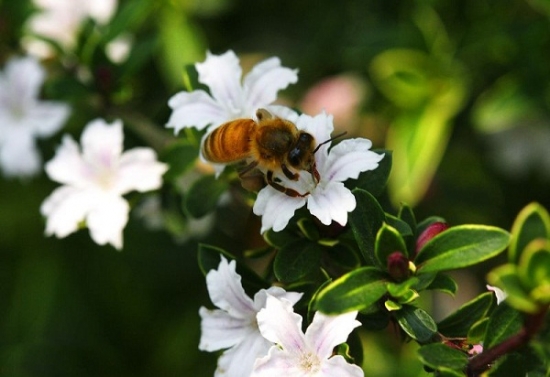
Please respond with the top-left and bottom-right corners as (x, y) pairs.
(86, 0), (117, 23)
(305, 311), (361, 359)
(40, 186), (97, 238)
(253, 286), (303, 312)
(265, 105), (299, 123)
(243, 57), (298, 110)
(296, 112), (334, 169)
(5, 56), (44, 104)
(198, 307), (252, 351)
(206, 256), (256, 319)
(216, 333), (272, 377)
(115, 148), (167, 194)
(26, 101), (70, 137)
(307, 181), (356, 226)
(253, 186), (306, 233)
(0, 128), (41, 177)
(323, 139), (383, 183)
(256, 294), (305, 353)
(81, 118), (123, 164)
(44, 135), (93, 187)
(251, 346), (303, 377)
(167, 90), (227, 132)
(319, 356), (364, 377)
(196, 51), (244, 114)
(86, 194), (129, 249)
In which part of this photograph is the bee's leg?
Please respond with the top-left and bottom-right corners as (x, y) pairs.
(266, 170), (308, 197)
(238, 160), (259, 178)
(281, 164), (299, 181)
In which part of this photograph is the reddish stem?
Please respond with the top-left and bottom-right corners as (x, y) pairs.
(466, 306), (548, 376)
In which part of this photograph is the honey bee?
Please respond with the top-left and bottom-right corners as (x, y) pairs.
(201, 109), (323, 197)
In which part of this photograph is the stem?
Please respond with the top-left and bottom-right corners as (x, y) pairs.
(466, 306), (548, 376)
(109, 108), (175, 152)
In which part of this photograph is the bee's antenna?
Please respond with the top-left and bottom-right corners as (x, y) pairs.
(313, 131), (347, 153)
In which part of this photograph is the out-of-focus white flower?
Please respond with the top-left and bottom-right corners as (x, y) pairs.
(252, 294), (363, 377)
(24, 0), (118, 57)
(487, 285), (508, 305)
(40, 118), (168, 249)
(253, 111), (383, 233)
(0, 56), (69, 178)
(105, 33), (133, 64)
(166, 50), (298, 134)
(199, 256), (303, 377)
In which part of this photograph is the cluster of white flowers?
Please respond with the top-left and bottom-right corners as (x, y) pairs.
(2, 47), (375, 375)
(167, 50), (384, 233)
(200, 256), (364, 377)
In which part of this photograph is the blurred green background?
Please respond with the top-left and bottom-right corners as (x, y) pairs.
(1, 0), (550, 375)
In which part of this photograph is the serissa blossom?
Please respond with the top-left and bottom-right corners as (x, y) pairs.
(40, 118), (167, 249)
(252, 294), (363, 377)
(199, 256), (302, 377)
(166, 50), (298, 134)
(253, 111), (384, 233)
(24, 0), (117, 57)
(0, 56), (69, 178)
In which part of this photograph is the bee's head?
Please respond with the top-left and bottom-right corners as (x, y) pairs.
(288, 132), (319, 182)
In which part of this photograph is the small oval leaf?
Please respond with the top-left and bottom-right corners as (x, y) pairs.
(274, 240), (323, 283)
(315, 267), (387, 314)
(394, 305), (437, 343)
(416, 225), (510, 273)
(349, 188), (385, 264)
(437, 292), (494, 337)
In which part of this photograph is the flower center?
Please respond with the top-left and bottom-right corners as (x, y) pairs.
(299, 351), (321, 374)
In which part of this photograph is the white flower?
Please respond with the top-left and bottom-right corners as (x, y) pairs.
(24, 0), (117, 57)
(0, 56), (69, 178)
(40, 118), (168, 249)
(199, 256), (303, 377)
(253, 111), (384, 233)
(252, 294), (363, 377)
(166, 50), (298, 134)
(487, 285), (508, 305)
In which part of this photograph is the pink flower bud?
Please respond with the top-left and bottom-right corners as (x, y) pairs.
(416, 222), (449, 254)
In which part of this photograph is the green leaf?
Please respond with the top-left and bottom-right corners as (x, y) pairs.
(325, 243), (361, 270)
(417, 343), (468, 374)
(425, 273), (458, 295)
(184, 175), (229, 218)
(518, 239), (550, 293)
(416, 225), (510, 273)
(394, 305), (438, 343)
(297, 218), (320, 241)
(509, 202), (550, 264)
(315, 267), (387, 314)
(468, 318), (489, 343)
(263, 227), (300, 248)
(484, 303), (523, 349)
(347, 150), (392, 197)
(161, 141), (199, 181)
(349, 188), (385, 264)
(375, 223), (408, 267)
(437, 292), (494, 337)
(197, 244), (234, 275)
(274, 240), (323, 283)
(385, 214), (414, 238)
(387, 278), (419, 298)
(488, 264), (541, 314)
(398, 204), (417, 253)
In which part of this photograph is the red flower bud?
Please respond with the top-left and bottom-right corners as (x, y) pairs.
(416, 222), (449, 254)
(387, 251), (410, 281)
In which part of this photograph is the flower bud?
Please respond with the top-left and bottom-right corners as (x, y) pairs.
(416, 222), (449, 254)
(387, 251), (410, 281)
